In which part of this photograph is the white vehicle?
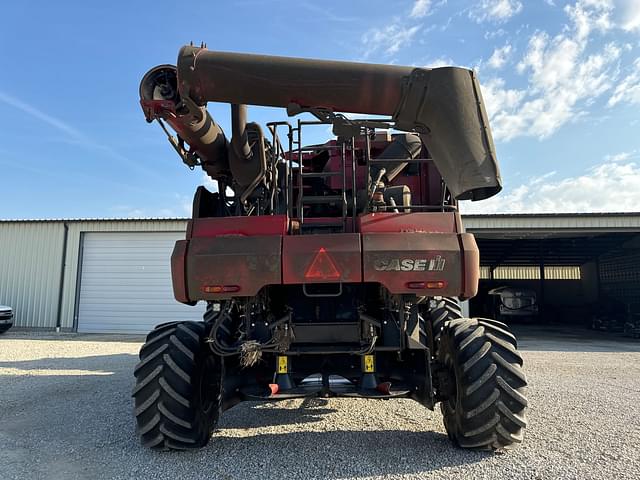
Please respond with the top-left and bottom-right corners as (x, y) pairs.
(0, 305), (14, 334)
(488, 286), (538, 320)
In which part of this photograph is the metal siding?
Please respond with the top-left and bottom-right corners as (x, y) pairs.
(77, 231), (204, 333)
(0, 222), (65, 328)
(463, 214), (640, 232)
(599, 249), (640, 301)
(0, 220), (188, 330)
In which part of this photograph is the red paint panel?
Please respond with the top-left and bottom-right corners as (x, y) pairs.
(171, 240), (190, 304)
(283, 234), (361, 284)
(190, 215), (288, 238)
(460, 233), (480, 299)
(362, 232), (463, 295)
(186, 236), (282, 299)
(357, 212), (459, 234)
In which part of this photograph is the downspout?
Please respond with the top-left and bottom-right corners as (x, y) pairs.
(55, 222), (69, 333)
(231, 104), (251, 161)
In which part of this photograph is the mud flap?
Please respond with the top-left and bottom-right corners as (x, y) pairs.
(408, 349), (435, 409)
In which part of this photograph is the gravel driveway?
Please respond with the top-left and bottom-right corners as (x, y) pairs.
(1, 327), (639, 480)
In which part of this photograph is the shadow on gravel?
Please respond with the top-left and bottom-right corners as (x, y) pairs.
(206, 429), (490, 478)
(220, 397), (338, 428)
(0, 353), (136, 375)
(209, 397), (490, 478)
(0, 330), (145, 343)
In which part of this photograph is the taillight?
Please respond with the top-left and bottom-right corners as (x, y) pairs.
(406, 281), (446, 289)
(202, 285), (240, 293)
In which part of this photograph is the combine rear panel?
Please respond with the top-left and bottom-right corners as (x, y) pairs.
(173, 212), (479, 302)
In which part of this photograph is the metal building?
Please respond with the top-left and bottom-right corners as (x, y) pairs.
(1, 213), (639, 334)
(0, 219), (203, 333)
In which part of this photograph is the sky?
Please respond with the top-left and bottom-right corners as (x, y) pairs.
(0, 0), (639, 219)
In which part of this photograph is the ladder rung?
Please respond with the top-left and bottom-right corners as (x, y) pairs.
(368, 158), (433, 164)
(301, 144), (344, 150)
(301, 171), (342, 178)
(301, 219), (344, 228)
(301, 195), (344, 204)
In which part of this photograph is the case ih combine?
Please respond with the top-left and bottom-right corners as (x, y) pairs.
(134, 44), (528, 451)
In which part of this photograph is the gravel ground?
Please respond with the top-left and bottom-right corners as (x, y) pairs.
(1, 326), (639, 480)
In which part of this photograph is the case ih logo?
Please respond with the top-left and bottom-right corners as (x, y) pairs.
(374, 255), (446, 272)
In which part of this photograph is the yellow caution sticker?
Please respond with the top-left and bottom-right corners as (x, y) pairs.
(363, 354), (375, 373)
(277, 356), (288, 374)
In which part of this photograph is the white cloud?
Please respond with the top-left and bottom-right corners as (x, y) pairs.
(484, 28), (508, 39)
(362, 23), (421, 57)
(410, 0), (432, 18)
(530, 170), (557, 184)
(614, 0), (640, 32)
(202, 171), (219, 192)
(604, 150), (633, 162)
(564, 0), (613, 41)
(361, 0), (456, 58)
(461, 156), (640, 213)
(470, 0), (523, 23)
(424, 56), (455, 68)
(482, 77), (525, 110)
(487, 44), (513, 68)
(481, 1), (623, 141)
(608, 58), (640, 106)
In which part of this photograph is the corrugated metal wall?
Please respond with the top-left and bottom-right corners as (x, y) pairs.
(0, 220), (188, 329)
(464, 213), (640, 232)
(599, 249), (640, 303)
(0, 222), (66, 327)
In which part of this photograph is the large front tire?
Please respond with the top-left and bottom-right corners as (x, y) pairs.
(133, 321), (222, 450)
(438, 318), (528, 450)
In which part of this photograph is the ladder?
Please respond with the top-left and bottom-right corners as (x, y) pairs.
(294, 120), (352, 234)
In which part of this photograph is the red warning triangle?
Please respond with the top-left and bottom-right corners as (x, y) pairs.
(305, 247), (341, 280)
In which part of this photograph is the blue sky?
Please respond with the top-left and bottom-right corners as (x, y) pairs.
(0, 0), (639, 219)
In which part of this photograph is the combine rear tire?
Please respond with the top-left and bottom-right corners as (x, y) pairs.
(133, 321), (222, 450)
(427, 297), (463, 354)
(438, 318), (527, 450)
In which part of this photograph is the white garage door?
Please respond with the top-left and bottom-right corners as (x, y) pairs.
(77, 232), (205, 334)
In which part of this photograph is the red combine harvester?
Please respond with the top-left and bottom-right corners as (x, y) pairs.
(134, 44), (527, 451)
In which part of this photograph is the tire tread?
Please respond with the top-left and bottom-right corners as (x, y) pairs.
(439, 317), (528, 450)
(132, 321), (220, 451)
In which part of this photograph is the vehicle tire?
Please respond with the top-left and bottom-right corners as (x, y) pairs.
(427, 297), (462, 355)
(0, 325), (12, 334)
(133, 321), (222, 450)
(438, 318), (527, 450)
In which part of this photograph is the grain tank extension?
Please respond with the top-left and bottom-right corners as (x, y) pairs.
(133, 45), (527, 451)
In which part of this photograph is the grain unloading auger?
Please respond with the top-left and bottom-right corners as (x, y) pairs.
(133, 44), (527, 452)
